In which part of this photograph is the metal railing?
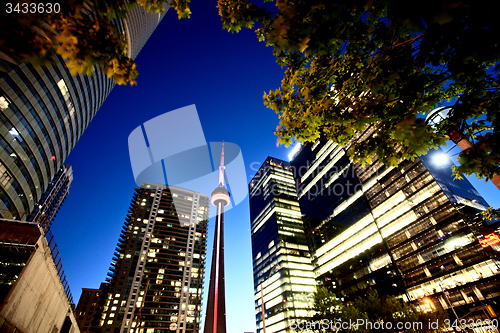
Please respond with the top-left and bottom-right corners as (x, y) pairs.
(45, 230), (76, 310)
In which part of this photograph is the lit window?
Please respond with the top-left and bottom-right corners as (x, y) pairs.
(57, 79), (69, 95)
(0, 96), (9, 110)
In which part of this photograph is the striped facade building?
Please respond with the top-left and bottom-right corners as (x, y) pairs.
(0, 4), (169, 219)
(249, 157), (316, 333)
(291, 135), (500, 330)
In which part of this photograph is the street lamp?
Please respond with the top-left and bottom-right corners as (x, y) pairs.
(260, 263), (280, 333)
(425, 106), (500, 189)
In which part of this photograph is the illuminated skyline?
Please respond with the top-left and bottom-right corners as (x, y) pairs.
(47, 2), (500, 333)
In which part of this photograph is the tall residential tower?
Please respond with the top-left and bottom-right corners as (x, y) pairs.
(75, 184), (209, 333)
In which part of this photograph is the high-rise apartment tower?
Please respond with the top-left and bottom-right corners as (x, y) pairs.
(75, 183), (209, 333)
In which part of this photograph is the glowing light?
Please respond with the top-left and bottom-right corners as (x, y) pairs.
(288, 143), (301, 161)
(479, 233), (500, 248)
(0, 96), (9, 110)
(211, 193), (230, 206)
(433, 152), (449, 166)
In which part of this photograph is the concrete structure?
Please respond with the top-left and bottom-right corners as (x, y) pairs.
(289, 134), (500, 328)
(249, 157), (315, 333)
(0, 4), (169, 218)
(204, 144), (230, 333)
(0, 219), (79, 333)
(75, 184), (209, 333)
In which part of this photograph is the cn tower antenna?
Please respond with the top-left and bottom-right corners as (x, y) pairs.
(219, 142), (225, 187)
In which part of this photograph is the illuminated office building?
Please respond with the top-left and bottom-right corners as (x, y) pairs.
(0, 4), (169, 218)
(249, 157), (315, 333)
(75, 184), (209, 333)
(290, 135), (500, 324)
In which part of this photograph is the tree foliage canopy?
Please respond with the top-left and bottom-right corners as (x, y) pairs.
(0, 0), (186, 85)
(3, 0), (499, 181)
(216, 0), (500, 181)
(310, 287), (448, 333)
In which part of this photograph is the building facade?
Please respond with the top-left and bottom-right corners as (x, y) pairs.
(75, 184), (209, 333)
(290, 135), (500, 328)
(76, 286), (107, 333)
(28, 164), (73, 231)
(249, 157), (315, 333)
(0, 4), (169, 218)
(0, 219), (79, 333)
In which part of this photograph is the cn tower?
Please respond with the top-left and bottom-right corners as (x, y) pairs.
(204, 143), (230, 333)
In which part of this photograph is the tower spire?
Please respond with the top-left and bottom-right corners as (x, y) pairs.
(206, 141), (230, 333)
(219, 142), (225, 187)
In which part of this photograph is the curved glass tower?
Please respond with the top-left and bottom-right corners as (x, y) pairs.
(0, 4), (168, 219)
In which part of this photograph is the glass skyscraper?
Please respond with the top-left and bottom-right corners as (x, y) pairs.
(0, 4), (169, 218)
(289, 135), (499, 327)
(249, 157), (315, 333)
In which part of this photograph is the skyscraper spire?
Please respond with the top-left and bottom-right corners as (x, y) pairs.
(219, 142), (225, 187)
(205, 142), (230, 333)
